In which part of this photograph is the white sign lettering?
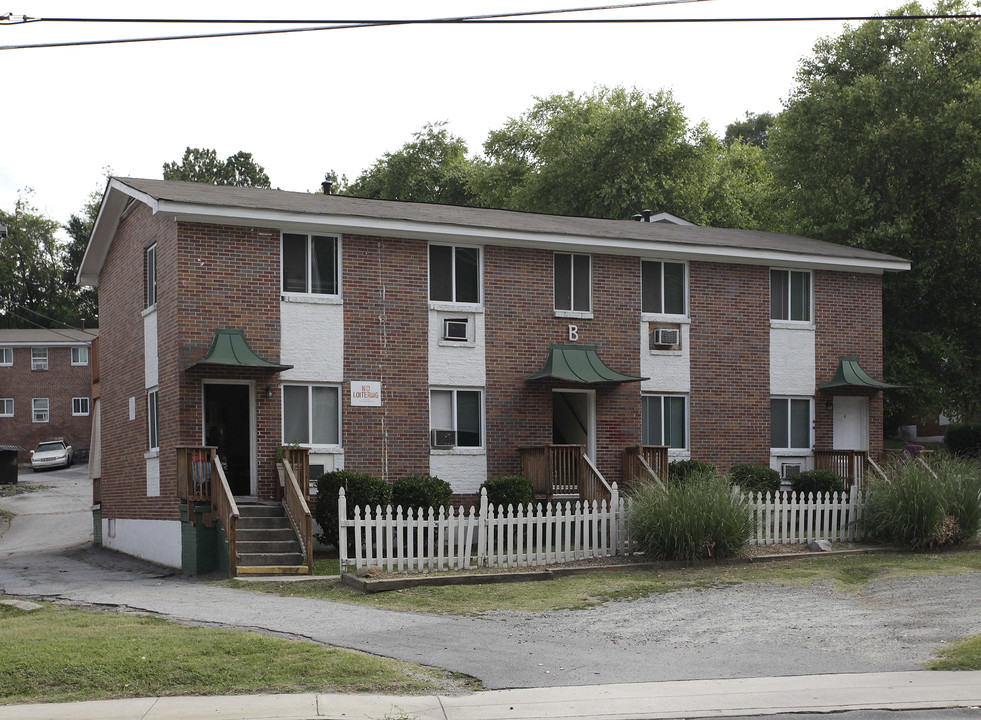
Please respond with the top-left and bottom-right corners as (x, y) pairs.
(568, 324), (579, 342)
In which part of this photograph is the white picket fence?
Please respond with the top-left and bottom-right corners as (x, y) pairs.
(338, 485), (867, 573)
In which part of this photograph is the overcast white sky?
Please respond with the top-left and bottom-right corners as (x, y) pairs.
(3, 0), (903, 232)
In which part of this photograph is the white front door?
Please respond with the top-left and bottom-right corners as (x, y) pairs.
(833, 396), (869, 451)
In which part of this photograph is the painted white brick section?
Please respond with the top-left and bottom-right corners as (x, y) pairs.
(770, 327), (816, 396)
(103, 518), (181, 568)
(143, 308), (158, 389)
(430, 452), (488, 494)
(280, 300), (344, 382)
(146, 456), (160, 497)
(639, 321), (690, 393)
(428, 309), (486, 386)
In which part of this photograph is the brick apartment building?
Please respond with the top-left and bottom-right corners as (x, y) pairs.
(78, 178), (908, 570)
(0, 328), (97, 465)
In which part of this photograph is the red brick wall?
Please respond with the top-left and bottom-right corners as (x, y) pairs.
(341, 235), (429, 480)
(813, 271), (884, 454)
(689, 262), (771, 470)
(0, 345), (93, 464)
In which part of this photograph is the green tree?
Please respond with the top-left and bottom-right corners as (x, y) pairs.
(162, 147), (271, 187)
(345, 123), (478, 205)
(63, 187), (101, 327)
(724, 112), (776, 149)
(769, 0), (981, 421)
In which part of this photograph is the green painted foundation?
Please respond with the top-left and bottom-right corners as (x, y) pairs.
(91, 504), (102, 547)
(180, 503), (219, 575)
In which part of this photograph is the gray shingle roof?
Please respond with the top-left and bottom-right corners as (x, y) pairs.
(0, 329), (97, 344)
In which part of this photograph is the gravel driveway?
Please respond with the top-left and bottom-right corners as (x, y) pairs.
(2, 468), (980, 690)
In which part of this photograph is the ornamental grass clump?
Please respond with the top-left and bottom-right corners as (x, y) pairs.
(865, 455), (981, 549)
(626, 468), (752, 561)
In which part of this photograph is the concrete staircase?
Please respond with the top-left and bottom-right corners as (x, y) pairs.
(235, 501), (309, 576)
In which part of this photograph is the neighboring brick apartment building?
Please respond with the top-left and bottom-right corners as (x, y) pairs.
(0, 328), (97, 465)
(78, 178), (908, 568)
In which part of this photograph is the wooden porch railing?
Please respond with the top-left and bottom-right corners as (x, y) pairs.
(211, 456), (240, 577)
(281, 446), (311, 498)
(176, 446), (240, 576)
(623, 445), (669, 489)
(519, 444), (613, 504)
(814, 449), (870, 489)
(281, 455), (314, 574)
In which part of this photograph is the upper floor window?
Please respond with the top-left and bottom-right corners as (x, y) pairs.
(31, 347), (48, 371)
(72, 397), (91, 416)
(430, 388), (482, 448)
(0, 347), (11, 366)
(71, 347), (89, 366)
(641, 394), (687, 449)
(642, 261), (686, 315)
(554, 253), (591, 313)
(770, 269), (811, 322)
(429, 244), (480, 304)
(771, 397), (812, 449)
(0, 398), (12, 417)
(282, 233), (338, 295)
(32, 398), (49, 423)
(282, 384), (341, 446)
(145, 244), (157, 308)
(147, 389), (159, 450)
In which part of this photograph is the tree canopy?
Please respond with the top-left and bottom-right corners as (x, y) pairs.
(769, 0), (981, 421)
(162, 147), (271, 188)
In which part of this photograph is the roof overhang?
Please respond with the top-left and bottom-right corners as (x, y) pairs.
(186, 329), (293, 372)
(818, 356), (907, 391)
(526, 344), (647, 385)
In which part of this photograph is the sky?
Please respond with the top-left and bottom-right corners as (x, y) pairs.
(2, 0), (905, 234)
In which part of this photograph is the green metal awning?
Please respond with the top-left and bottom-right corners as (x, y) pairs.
(526, 344), (647, 385)
(818, 356), (905, 391)
(187, 329), (293, 372)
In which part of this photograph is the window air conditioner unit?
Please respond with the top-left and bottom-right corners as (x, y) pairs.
(34, 413), (47, 422)
(781, 463), (802, 479)
(431, 429), (456, 448)
(651, 328), (680, 347)
(442, 318), (469, 341)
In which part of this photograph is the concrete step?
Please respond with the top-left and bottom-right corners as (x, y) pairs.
(236, 565), (310, 576)
(237, 551), (305, 566)
(237, 527), (296, 542)
(237, 503), (286, 518)
(236, 516), (291, 530)
(236, 540), (300, 554)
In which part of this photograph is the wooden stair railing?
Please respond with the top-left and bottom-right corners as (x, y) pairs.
(814, 449), (870, 489)
(580, 453), (614, 505)
(211, 456), (240, 577)
(176, 446), (239, 576)
(623, 445), (669, 490)
(281, 457), (314, 574)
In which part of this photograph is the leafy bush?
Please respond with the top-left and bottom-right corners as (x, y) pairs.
(481, 474), (535, 510)
(944, 423), (981, 458)
(391, 475), (453, 515)
(865, 455), (981, 549)
(668, 459), (716, 485)
(313, 471), (391, 548)
(791, 470), (845, 496)
(626, 468), (752, 561)
(728, 464), (780, 495)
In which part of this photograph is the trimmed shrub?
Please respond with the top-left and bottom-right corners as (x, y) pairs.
(481, 474), (535, 510)
(944, 423), (981, 458)
(625, 468), (752, 561)
(314, 471), (391, 548)
(791, 470), (845, 496)
(668, 459), (716, 485)
(391, 474), (453, 515)
(728, 464), (780, 495)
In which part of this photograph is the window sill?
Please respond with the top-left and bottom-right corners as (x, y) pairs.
(769, 449), (813, 457)
(667, 448), (690, 459)
(141, 305), (157, 318)
(144, 449), (160, 460)
(429, 301), (483, 313)
(430, 447), (485, 456)
(649, 348), (684, 357)
(642, 313), (690, 324)
(281, 294), (343, 306)
(770, 320), (815, 331)
(307, 446), (343, 454)
(555, 310), (593, 320)
(437, 338), (477, 349)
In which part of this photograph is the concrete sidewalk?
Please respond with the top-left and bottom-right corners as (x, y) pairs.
(2, 671), (980, 720)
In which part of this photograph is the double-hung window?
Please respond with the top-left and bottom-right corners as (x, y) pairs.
(71, 347), (89, 366)
(282, 384), (341, 446)
(31, 347), (48, 371)
(0, 347), (11, 366)
(282, 233), (339, 295)
(430, 389), (482, 448)
(73, 397), (90, 416)
(145, 244), (157, 308)
(554, 253), (591, 313)
(770, 269), (811, 322)
(641, 394), (687, 449)
(0, 398), (12, 417)
(429, 244), (480, 304)
(32, 398), (49, 423)
(771, 397), (812, 449)
(147, 390), (159, 450)
(642, 261), (686, 315)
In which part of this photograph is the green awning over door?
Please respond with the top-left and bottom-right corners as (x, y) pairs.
(818, 356), (905, 391)
(526, 344), (647, 385)
(187, 329), (293, 372)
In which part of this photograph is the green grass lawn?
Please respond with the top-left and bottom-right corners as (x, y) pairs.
(0, 604), (469, 706)
(926, 635), (981, 670)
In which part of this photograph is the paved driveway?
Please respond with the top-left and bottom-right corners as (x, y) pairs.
(2, 468), (979, 690)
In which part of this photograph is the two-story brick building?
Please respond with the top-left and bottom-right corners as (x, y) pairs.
(78, 178), (908, 570)
(0, 328), (97, 466)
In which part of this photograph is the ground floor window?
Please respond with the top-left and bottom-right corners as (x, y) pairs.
(32, 398), (49, 423)
(430, 388), (482, 448)
(771, 397), (812, 449)
(283, 384), (340, 446)
(0, 398), (12, 417)
(72, 397), (90, 416)
(641, 394), (687, 449)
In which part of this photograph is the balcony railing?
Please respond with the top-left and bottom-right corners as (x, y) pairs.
(622, 445), (669, 489)
(519, 444), (613, 504)
(813, 449), (870, 489)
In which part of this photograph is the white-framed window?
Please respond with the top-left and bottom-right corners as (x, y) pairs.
(770, 269), (811, 322)
(282, 384), (341, 446)
(282, 233), (339, 296)
(554, 252), (591, 313)
(429, 244), (480, 304)
(71, 346), (89, 366)
(430, 388), (483, 448)
(771, 397), (812, 449)
(641, 394), (687, 449)
(31, 347), (48, 370)
(145, 244), (157, 308)
(32, 398), (49, 423)
(72, 397), (90, 416)
(0, 398), (12, 417)
(642, 260), (687, 315)
(0, 347), (12, 366)
(147, 389), (159, 450)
